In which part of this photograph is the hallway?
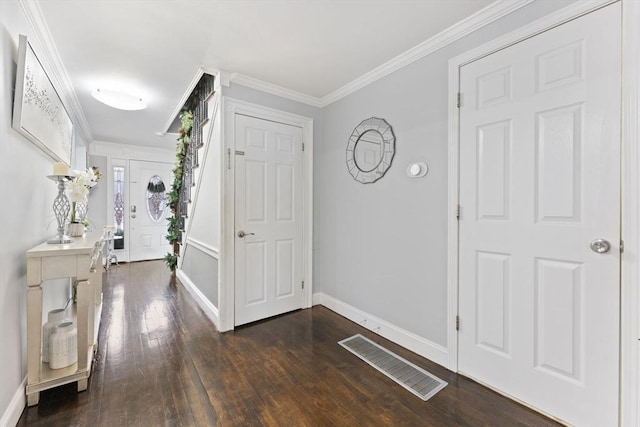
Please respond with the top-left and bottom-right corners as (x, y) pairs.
(18, 261), (558, 426)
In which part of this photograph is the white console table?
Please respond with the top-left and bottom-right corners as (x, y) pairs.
(25, 232), (104, 406)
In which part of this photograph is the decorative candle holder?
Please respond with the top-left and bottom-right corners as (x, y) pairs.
(47, 174), (74, 244)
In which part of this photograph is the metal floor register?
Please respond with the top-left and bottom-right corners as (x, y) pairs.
(339, 334), (447, 401)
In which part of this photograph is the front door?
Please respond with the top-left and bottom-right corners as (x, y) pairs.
(129, 160), (173, 262)
(234, 114), (304, 326)
(458, 4), (621, 426)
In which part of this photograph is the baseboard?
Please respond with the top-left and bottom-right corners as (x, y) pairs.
(0, 377), (26, 427)
(313, 292), (450, 369)
(176, 270), (220, 330)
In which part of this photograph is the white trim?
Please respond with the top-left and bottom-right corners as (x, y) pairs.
(211, 69), (231, 89)
(446, 56), (460, 371)
(89, 140), (174, 162)
(220, 97), (313, 332)
(448, 0), (616, 68)
(313, 293), (449, 369)
(1, 377), (26, 427)
(176, 270), (220, 330)
(303, 116), (314, 310)
(231, 74), (323, 108)
(620, 1), (640, 426)
(106, 157), (130, 263)
(185, 237), (219, 260)
(319, 0), (535, 107)
(229, 1), (537, 108)
(447, 0), (620, 377)
(18, 0), (93, 144)
(220, 97), (235, 332)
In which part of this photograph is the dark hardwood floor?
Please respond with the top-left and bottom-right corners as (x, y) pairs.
(18, 260), (559, 426)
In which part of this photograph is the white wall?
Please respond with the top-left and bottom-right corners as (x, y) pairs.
(0, 1), (79, 423)
(86, 154), (107, 232)
(316, 0), (576, 352)
(181, 245), (219, 306)
(180, 95), (222, 313)
(186, 96), (222, 255)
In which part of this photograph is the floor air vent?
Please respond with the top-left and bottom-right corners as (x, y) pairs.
(339, 334), (447, 401)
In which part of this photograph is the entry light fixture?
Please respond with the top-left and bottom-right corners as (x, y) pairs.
(91, 88), (147, 111)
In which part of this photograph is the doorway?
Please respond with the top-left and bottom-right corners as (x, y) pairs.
(233, 114), (304, 326)
(219, 99), (313, 332)
(455, 4), (621, 426)
(129, 159), (173, 261)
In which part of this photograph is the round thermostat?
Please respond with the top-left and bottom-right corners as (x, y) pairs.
(407, 162), (428, 178)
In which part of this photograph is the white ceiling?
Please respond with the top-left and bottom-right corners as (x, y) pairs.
(35, 0), (497, 149)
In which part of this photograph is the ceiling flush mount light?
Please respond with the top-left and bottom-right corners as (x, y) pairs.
(91, 88), (147, 111)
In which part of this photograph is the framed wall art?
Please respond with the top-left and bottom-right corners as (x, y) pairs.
(12, 34), (73, 166)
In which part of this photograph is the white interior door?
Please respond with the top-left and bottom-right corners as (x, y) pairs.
(234, 114), (304, 326)
(458, 4), (621, 426)
(129, 160), (173, 262)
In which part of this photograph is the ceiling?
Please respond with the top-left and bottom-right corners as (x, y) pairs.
(34, 0), (496, 150)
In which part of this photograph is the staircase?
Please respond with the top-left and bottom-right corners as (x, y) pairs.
(166, 73), (217, 268)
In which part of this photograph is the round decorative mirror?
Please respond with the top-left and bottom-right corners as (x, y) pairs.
(346, 117), (395, 183)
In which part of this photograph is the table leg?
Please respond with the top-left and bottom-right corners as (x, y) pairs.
(27, 391), (40, 406)
(76, 280), (90, 373)
(26, 284), (42, 400)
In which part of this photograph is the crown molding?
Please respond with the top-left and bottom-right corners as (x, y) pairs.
(19, 0), (94, 144)
(90, 140), (174, 160)
(229, 0), (535, 108)
(319, 0), (535, 107)
(230, 73), (323, 108)
(21, 0), (539, 140)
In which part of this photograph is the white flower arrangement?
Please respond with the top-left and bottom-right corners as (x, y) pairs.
(68, 167), (101, 223)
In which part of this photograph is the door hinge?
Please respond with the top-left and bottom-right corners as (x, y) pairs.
(456, 315), (460, 331)
(227, 148), (231, 170)
(457, 92), (462, 108)
(301, 280), (305, 290)
(620, 240), (625, 254)
(302, 142), (305, 152)
(456, 204), (461, 220)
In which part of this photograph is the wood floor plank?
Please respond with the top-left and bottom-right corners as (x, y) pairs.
(18, 260), (561, 426)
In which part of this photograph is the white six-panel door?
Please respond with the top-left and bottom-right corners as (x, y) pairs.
(458, 4), (621, 426)
(234, 114), (304, 326)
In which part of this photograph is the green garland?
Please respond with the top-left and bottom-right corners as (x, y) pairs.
(164, 110), (193, 271)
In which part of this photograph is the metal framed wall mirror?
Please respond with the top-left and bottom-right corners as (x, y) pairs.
(346, 117), (395, 184)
